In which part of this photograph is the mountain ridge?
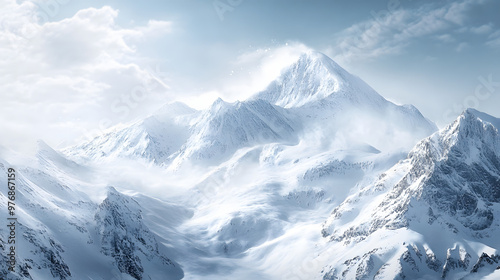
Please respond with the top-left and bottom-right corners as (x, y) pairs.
(320, 108), (500, 279)
(64, 51), (436, 166)
(251, 51), (387, 108)
(10, 50), (500, 280)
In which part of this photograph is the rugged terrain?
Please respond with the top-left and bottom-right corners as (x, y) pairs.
(2, 51), (498, 279)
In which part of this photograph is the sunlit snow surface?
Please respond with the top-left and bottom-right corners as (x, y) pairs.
(2, 52), (499, 279)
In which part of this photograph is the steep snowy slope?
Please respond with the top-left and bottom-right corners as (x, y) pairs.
(172, 98), (300, 166)
(65, 102), (198, 164)
(321, 109), (500, 279)
(9, 50), (450, 279)
(171, 142), (407, 279)
(95, 187), (183, 280)
(253, 51), (437, 153)
(252, 51), (386, 108)
(0, 144), (184, 280)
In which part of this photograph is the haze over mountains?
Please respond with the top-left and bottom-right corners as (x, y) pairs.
(66, 51), (436, 167)
(1, 51), (499, 280)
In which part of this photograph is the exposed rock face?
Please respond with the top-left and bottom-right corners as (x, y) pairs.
(324, 109), (500, 240)
(5, 50), (500, 280)
(95, 187), (182, 280)
(321, 109), (500, 279)
(0, 154), (184, 280)
(470, 253), (500, 273)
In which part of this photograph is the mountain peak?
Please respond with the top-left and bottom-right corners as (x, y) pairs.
(295, 50), (346, 74)
(252, 51), (384, 108)
(437, 108), (500, 151)
(460, 108), (500, 130)
(207, 97), (230, 114)
(152, 101), (197, 120)
(322, 109), (500, 263)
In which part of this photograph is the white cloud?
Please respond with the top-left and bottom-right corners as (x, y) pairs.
(122, 20), (173, 40)
(0, 2), (173, 152)
(435, 34), (455, 43)
(327, 0), (484, 64)
(470, 23), (494, 34)
(486, 30), (500, 48)
(179, 90), (221, 110)
(213, 42), (311, 103)
(442, 0), (475, 25)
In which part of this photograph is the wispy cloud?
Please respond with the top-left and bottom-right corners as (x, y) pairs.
(486, 30), (500, 48)
(210, 42), (312, 104)
(327, 0), (488, 63)
(435, 34), (456, 43)
(469, 23), (494, 34)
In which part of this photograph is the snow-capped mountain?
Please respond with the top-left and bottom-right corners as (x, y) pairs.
(171, 98), (300, 165)
(66, 51), (436, 167)
(321, 109), (500, 279)
(65, 102), (197, 165)
(0, 142), (184, 280)
(252, 52), (437, 152)
(6, 50), (499, 280)
(252, 51), (386, 108)
(95, 187), (182, 280)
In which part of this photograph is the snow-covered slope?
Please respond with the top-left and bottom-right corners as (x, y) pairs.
(321, 109), (500, 279)
(65, 102), (197, 164)
(252, 51), (386, 108)
(172, 98), (299, 165)
(253, 51), (437, 153)
(0, 145), (184, 280)
(95, 187), (183, 280)
(3, 50), (467, 280)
